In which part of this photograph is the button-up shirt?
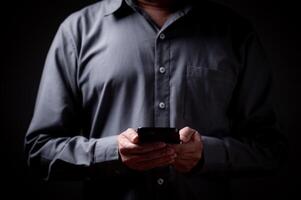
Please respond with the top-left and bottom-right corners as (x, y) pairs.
(25, 0), (286, 199)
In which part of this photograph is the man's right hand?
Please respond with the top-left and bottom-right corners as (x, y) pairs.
(118, 128), (177, 171)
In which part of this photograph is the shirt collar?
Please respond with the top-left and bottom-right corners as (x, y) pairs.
(103, 0), (198, 16)
(103, 0), (124, 16)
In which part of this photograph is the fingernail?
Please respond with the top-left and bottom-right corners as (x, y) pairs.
(133, 136), (139, 143)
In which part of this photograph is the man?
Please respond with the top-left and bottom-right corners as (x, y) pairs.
(25, 0), (286, 199)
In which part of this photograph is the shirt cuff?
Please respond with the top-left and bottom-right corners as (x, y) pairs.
(92, 135), (136, 179)
(94, 135), (119, 163)
(201, 136), (228, 173)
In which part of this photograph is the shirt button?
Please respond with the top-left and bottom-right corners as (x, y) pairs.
(159, 102), (166, 109)
(159, 33), (165, 40)
(157, 178), (164, 185)
(159, 67), (166, 74)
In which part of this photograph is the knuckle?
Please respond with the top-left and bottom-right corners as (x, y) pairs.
(125, 128), (134, 136)
(126, 129), (131, 134)
(184, 126), (190, 130)
(129, 128), (137, 134)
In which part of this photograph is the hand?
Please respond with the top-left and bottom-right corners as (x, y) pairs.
(170, 127), (203, 173)
(118, 128), (177, 171)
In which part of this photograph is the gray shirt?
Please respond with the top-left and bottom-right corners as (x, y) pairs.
(25, 0), (286, 199)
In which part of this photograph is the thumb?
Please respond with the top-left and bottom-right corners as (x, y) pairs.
(179, 127), (194, 143)
(126, 128), (139, 144)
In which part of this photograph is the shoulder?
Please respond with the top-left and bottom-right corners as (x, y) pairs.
(58, 0), (119, 35)
(60, 1), (106, 30)
(191, 0), (256, 47)
(193, 0), (254, 34)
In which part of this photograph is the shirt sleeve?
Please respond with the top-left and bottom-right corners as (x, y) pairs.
(24, 20), (129, 181)
(200, 30), (287, 175)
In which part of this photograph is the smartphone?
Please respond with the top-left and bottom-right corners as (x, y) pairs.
(137, 127), (180, 144)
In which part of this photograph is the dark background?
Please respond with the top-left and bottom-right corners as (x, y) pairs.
(2, 0), (298, 199)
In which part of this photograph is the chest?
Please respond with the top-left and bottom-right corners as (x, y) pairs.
(76, 14), (239, 107)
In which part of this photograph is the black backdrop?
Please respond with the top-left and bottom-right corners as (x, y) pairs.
(2, 0), (298, 199)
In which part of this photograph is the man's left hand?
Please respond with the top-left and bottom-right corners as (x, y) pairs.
(169, 127), (203, 173)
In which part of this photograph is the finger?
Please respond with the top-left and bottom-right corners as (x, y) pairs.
(123, 128), (139, 144)
(120, 140), (166, 155)
(168, 144), (182, 153)
(169, 143), (194, 154)
(173, 156), (200, 168)
(121, 148), (176, 169)
(136, 154), (176, 170)
(169, 142), (202, 158)
(192, 131), (202, 142)
(136, 147), (176, 162)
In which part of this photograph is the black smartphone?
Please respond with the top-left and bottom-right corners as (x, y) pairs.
(137, 127), (180, 144)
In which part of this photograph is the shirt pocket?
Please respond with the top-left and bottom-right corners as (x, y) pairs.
(184, 65), (236, 132)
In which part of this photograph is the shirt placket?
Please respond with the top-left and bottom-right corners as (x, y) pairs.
(153, 6), (192, 127)
(154, 31), (170, 127)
